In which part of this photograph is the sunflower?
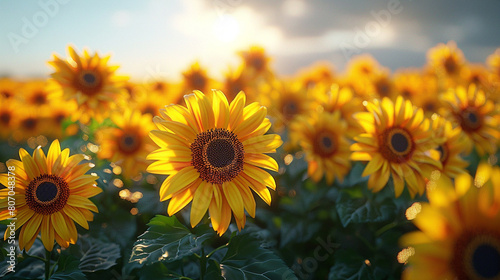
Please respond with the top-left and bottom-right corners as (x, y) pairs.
(238, 46), (272, 78)
(343, 54), (388, 99)
(19, 80), (51, 108)
(290, 111), (351, 184)
(48, 45), (128, 123)
(0, 140), (101, 251)
(11, 106), (49, 142)
(0, 78), (20, 99)
(400, 163), (500, 280)
(487, 48), (500, 78)
(46, 99), (79, 139)
(222, 66), (252, 103)
(371, 72), (394, 99)
(147, 90), (282, 235)
(427, 41), (465, 86)
(311, 84), (363, 139)
(460, 64), (491, 90)
(430, 116), (470, 184)
(182, 62), (213, 94)
(97, 109), (156, 178)
(393, 70), (425, 100)
(440, 84), (500, 155)
(265, 80), (312, 132)
(351, 96), (442, 198)
(294, 62), (335, 89)
(0, 97), (19, 139)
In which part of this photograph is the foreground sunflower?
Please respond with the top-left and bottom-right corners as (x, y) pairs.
(290, 111), (351, 184)
(48, 46), (128, 123)
(441, 84), (500, 155)
(351, 97), (442, 198)
(147, 90), (282, 235)
(0, 140), (101, 251)
(401, 164), (500, 280)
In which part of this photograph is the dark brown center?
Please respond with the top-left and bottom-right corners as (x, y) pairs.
(379, 127), (414, 163)
(190, 128), (244, 184)
(25, 174), (70, 215)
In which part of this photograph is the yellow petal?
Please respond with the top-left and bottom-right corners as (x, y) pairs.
(244, 153), (279, 172)
(190, 181), (213, 227)
(223, 181), (244, 220)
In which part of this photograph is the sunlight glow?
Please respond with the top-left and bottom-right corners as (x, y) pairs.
(213, 15), (240, 43)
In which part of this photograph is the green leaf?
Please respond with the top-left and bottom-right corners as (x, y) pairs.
(220, 233), (297, 280)
(205, 259), (224, 280)
(129, 215), (213, 266)
(50, 255), (86, 280)
(67, 236), (121, 273)
(328, 249), (374, 280)
(335, 191), (396, 227)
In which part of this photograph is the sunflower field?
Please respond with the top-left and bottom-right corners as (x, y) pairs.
(1, 40), (500, 280)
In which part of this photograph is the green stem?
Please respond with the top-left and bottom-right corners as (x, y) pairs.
(48, 253), (59, 278)
(355, 232), (375, 252)
(206, 243), (228, 259)
(24, 252), (46, 263)
(375, 221), (398, 237)
(199, 248), (206, 280)
(45, 249), (51, 280)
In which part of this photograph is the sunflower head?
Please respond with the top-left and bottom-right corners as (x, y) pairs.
(441, 84), (500, 155)
(96, 109), (156, 178)
(0, 78), (21, 99)
(239, 46), (270, 75)
(294, 62), (335, 89)
(291, 110), (351, 184)
(0, 140), (101, 251)
(351, 96), (441, 197)
(48, 45), (128, 123)
(182, 62), (211, 93)
(430, 116), (470, 183)
(400, 163), (500, 280)
(427, 41), (465, 79)
(147, 90), (282, 235)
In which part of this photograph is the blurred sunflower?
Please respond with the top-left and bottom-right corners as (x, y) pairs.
(182, 62), (213, 93)
(487, 48), (500, 78)
(12, 106), (48, 142)
(393, 70), (425, 100)
(343, 54), (388, 99)
(290, 111), (351, 184)
(460, 64), (490, 90)
(266, 81), (311, 132)
(312, 84), (363, 139)
(97, 110), (156, 178)
(431, 116), (470, 184)
(147, 90), (282, 235)
(427, 41), (465, 85)
(294, 62), (335, 89)
(0, 97), (18, 139)
(238, 46), (274, 81)
(45, 99), (79, 139)
(371, 72), (394, 99)
(48, 46), (128, 123)
(351, 97), (442, 198)
(0, 78), (20, 99)
(19, 80), (51, 108)
(441, 84), (500, 155)
(0, 140), (101, 251)
(222, 67), (252, 102)
(400, 164), (500, 280)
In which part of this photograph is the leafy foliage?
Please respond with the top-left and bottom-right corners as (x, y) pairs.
(130, 215), (213, 265)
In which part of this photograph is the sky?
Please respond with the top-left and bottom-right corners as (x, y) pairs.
(1, 0), (500, 81)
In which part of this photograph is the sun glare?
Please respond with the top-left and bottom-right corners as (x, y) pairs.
(213, 15), (240, 43)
